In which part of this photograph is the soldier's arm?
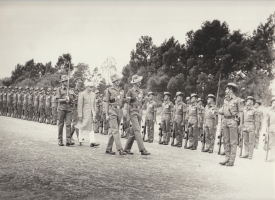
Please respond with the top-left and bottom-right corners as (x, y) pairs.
(238, 99), (244, 125)
(105, 89), (110, 119)
(56, 88), (67, 103)
(182, 103), (187, 125)
(153, 102), (157, 122)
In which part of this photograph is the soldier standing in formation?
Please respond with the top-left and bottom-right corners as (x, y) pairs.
(0, 86), (3, 115)
(27, 87), (33, 121)
(186, 93), (204, 150)
(12, 87), (17, 118)
(105, 74), (127, 155)
(17, 87), (22, 119)
(159, 92), (174, 145)
(56, 75), (74, 146)
(144, 91), (157, 143)
(45, 88), (52, 124)
(219, 83), (243, 167)
(51, 88), (58, 125)
(33, 88), (39, 121)
(71, 77), (84, 144)
(266, 97), (275, 162)
(202, 94), (218, 153)
(7, 86), (12, 117)
(172, 92), (187, 147)
(123, 75), (150, 155)
(39, 88), (46, 123)
(23, 87), (28, 119)
(254, 100), (263, 149)
(240, 96), (256, 159)
(2, 86), (7, 116)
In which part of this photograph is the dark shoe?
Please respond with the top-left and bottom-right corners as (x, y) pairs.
(66, 143), (71, 146)
(177, 144), (182, 148)
(254, 146), (258, 149)
(79, 142), (82, 146)
(208, 150), (213, 153)
(140, 149), (150, 155)
(190, 146), (197, 150)
(124, 150), (134, 155)
(70, 142), (75, 145)
(144, 139), (149, 142)
(226, 162), (234, 167)
(202, 148), (209, 152)
(220, 152), (225, 155)
(158, 141), (164, 144)
(90, 143), (100, 147)
(219, 160), (228, 165)
(58, 143), (64, 146)
(240, 154), (248, 158)
(106, 150), (116, 155)
(163, 143), (168, 145)
(186, 145), (193, 149)
(121, 135), (126, 138)
(148, 140), (153, 143)
(119, 150), (127, 155)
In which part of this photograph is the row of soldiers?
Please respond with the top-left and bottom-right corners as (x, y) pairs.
(0, 86), (58, 124)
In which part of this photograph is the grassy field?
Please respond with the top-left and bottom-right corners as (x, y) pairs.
(0, 115), (274, 200)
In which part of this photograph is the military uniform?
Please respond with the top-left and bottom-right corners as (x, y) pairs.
(94, 91), (102, 133)
(145, 95), (157, 143)
(203, 95), (218, 152)
(38, 88), (46, 123)
(173, 92), (187, 147)
(219, 83), (243, 166)
(51, 88), (58, 125)
(27, 88), (34, 121)
(241, 97), (256, 159)
(16, 88), (22, 118)
(7, 87), (12, 117)
(0, 87), (3, 115)
(266, 97), (275, 161)
(102, 97), (109, 135)
(33, 88), (39, 121)
(12, 88), (17, 118)
(254, 103), (263, 149)
(45, 88), (52, 124)
(2, 87), (7, 116)
(23, 88), (28, 119)
(160, 92), (174, 145)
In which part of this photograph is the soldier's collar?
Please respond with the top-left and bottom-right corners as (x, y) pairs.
(177, 100), (183, 105)
(246, 105), (253, 110)
(112, 85), (120, 91)
(229, 93), (236, 100)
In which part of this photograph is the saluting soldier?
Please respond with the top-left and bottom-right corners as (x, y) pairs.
(7, 86), (12, 117)
(218, 83), (243, 167)
(94, 90), (101, 133)
(33, 87), (39, 121)
(186, 93), (204, 150)
(0, 86), (3, 115)
(254, 100), (263, 149)
(2, 86), (7, 116)
(22, 86), (29, 120)
(105, 74), (127, 155)
(56, 75), (74, 146)
(266, 97), (275, 162)
(172, 92), (187, 147)
(144, 91), (157, 143)
(27, 87), (34, 121)
(45, 88), (52, 124)
(123, 75), (150, 155)
(70, 77), (84, 143)
(51, 88), (58, 125)
(38, 88), (46, 123)
(240, 96), (256, 159)
(159, 92), (174, 145)
(202, 94), (218, 153)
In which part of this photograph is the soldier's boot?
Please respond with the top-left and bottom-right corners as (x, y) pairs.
(240, 154), (249, 158)
(226, 162), (234, 167)
(248, 144), (254, 159)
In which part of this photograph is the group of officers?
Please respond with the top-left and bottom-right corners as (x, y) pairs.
(1, 74), (274, 166)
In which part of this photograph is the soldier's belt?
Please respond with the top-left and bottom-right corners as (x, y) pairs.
(224, 116), (234, 119)
(163, 112), (171, 114)
(131, 105), (141, 109)
(110, 105), (120, 109)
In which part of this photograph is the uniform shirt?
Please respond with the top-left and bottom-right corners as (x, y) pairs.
(0, 92), (2, 102)
(7, 92), (12, 103)
(204, 103), (218, 127)
(95, 98), (102, 113)
(34, 94), (39, 107)
(17, 92), (22, 105)
(2, 92), (7, 102)
(106, 86), (124, 108)
(174, 101), (187, 117)
(23, 93), (28, 105)
(146, 100), (157, 120)
(55, 87), (74, 111)
(51, 95), (57, 108)
(45, 95), (51, 108)
(186, 103), (204, 125)
(161, 101), (174, 115)
(28, 93), (33, 105)
(39, 94), (46, 108)
(13, 92), (17, 104)
(126, 87), (145, 116)
(266, 107), (275, 127)
(220, 94), (243, 117)
(254, 108), (263, 123)
(243, 106), (255, 124)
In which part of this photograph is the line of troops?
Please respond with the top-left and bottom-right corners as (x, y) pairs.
(1, 76), (275, 164)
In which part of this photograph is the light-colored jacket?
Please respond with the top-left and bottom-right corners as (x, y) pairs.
(75, 90), (96, 131)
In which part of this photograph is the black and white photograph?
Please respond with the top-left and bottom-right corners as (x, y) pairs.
(0, 1), (274, 199)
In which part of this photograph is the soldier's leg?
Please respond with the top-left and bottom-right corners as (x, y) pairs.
(58, 110), (65, 145)
(148, 120), (154, 143)
(65, 110), (72, 144)
(205, 127), (210, 150)
(248, 128), (255, 159)
(228, 119), (238, 164)
(193, 125), (199, 148)
(222, 119), (230, 162)
(160, 118), (166, 144)
(107, 115), (123, 152)
(209, 127), (216, 152)
(254, 122), (260, 148)
(174, 121), (180, 146)
(269, 129), (275, 160)
(243, 130), (249, 157)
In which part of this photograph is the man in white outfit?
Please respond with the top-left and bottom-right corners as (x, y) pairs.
(75, 82), (99, 147)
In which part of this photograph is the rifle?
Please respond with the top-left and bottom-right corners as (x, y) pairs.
(238, 125), (243, 157)
(217, 128), (223, 155)
(184, 124), (189, 148)
(158, 123), (162, 144)
(263, 126), (269, 161)
(99, 120), (103, 134)
(171, 123), (176, 146)
(201, 125), (206, 151)
(141, 124), (146, 141)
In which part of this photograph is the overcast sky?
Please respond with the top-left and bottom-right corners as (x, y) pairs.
(0, 1), (274, 84)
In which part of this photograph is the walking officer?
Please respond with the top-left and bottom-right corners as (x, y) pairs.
(33, 87), (39, 121)
(218, 83), (243, 167)
(254, 100), (263, 149)
(39, 88), (46, 123)
(51, 88), (58, 125)
(172, 92), (187, 147)
(144, 91), (157, 143)
(159, 92), (174, 145)
(105, 74), (127, 155)
(186, 93), (204, 150)
(22, 86), (28, 120)
(56, 75), (74, 146)
(266, 97), (275, 162)
(123, 75), (150, 155)
(202, 94), (218, 153)
(240, 96), (256, 159)
(45, 88), (52, 124)
(70, 77), (84, 143)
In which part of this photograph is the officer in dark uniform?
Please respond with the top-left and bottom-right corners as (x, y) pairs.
(102, 96), (109, 135)
(71, 77), (84, 143)
(123, 75), (150, 155)
(218, 83), (243, 167)
(94, 90), (101, 133)
(56, 75), (74, 146)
